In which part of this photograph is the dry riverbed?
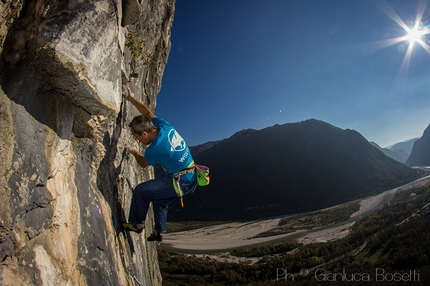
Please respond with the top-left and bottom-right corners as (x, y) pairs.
(163, 174), (430, 253)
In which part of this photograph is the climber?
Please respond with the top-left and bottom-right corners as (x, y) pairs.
(122, 87), (197, 243)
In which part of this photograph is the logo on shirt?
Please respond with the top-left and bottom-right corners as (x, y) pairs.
(168, 129), (186, 152)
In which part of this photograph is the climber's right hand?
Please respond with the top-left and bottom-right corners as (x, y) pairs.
(125, 146), (139, 156)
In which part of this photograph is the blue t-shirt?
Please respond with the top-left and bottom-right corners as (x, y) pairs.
(144, 118), (195, 181)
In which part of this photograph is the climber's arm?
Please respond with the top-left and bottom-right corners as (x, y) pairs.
(134, 153), (151, 168)
(125, 87), (156, 119)
(126, 147), (151, 168)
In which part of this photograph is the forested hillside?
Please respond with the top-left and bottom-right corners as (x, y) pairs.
(160, 183), (430, 285)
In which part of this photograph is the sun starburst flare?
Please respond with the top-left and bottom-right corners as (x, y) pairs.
(404, 24), (428, 46)
(372, 0), (430, 88)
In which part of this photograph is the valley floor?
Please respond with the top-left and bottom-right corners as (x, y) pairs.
(162, 174), (430, 253)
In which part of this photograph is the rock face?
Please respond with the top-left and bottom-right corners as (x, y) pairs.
(0, 0), (175, 285)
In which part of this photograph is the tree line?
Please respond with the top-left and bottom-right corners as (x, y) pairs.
(159, 184), (430, 285)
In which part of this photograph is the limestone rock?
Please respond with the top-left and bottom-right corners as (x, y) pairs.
(0, 0), (25, 52)
(0, 0), (175, 285)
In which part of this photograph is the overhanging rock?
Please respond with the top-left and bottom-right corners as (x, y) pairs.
(0, 0), (175, 285)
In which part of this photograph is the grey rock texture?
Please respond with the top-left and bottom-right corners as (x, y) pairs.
(0, 0), (25, 51)
(0, 0), (175, 285)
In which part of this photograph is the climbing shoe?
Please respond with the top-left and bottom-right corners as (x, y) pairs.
(147, 231), (162, 242)
(123, 223), (144, 234)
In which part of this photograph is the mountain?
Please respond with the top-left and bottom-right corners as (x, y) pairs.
(386, 138), (420, 163)
(169, 119), (425, 221)
(405, 123), (430, 167)
(370, 142), (405, 163)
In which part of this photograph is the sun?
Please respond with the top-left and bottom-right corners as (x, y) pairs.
(372, 0), (430, 83)
(374, 1), (430, 50)
(401, 17), (430, 51)
(404, 25), (427, 47)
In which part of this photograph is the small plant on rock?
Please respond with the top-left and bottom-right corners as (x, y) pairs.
(125, 32), (151, 65)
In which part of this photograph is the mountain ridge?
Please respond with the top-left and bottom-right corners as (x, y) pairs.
(406, 123), (430, 167)
(171, 119), (425, 221)
(371, 141), (405, 163)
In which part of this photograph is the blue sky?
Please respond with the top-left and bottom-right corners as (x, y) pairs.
(156, 0), (430, 148)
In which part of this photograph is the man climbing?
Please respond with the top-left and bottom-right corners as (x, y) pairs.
(122, 87), (196, 242)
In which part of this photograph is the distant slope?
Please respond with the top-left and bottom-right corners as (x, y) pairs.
(170, 119), (424, 221)
(405, 123), (430, 167)
(386, 137), (419, 163)
(387, 137), (419, 154)
(370, 142), (404, 163)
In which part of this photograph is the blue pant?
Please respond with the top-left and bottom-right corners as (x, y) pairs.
(128, 174), (197, 233)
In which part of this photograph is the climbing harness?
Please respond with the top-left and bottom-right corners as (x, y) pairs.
(172, 161), (195, 208)
(172, 161), (210, 208)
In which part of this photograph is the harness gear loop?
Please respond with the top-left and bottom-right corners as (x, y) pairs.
(172, 161), (195, 208)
